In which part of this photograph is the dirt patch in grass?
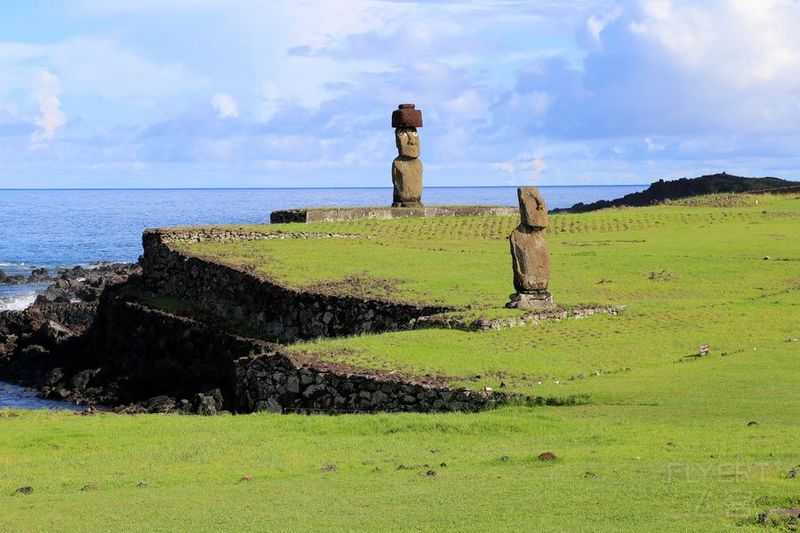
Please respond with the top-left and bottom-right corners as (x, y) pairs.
(304, 275), (405, 300)
(286, 349), (455, 388)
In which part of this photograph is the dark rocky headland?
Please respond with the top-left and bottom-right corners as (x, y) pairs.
(552, 173), (800, 213)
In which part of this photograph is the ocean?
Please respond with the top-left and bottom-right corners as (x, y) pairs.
(0, 185), (643, 409)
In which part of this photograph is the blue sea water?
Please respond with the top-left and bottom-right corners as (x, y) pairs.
(0, 186), (643, 269)
(0, 185), (643, 409)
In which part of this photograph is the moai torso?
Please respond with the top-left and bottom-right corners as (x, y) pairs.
(391, 104), (423, 207)
(510, 229), (551, 292)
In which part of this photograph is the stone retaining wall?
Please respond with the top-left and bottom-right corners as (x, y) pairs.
(235, 351), (496, 414)
(151, 227), (366, 245)
(140, 229), (452, 344)
(88, 292), (495, 413)
(86, 292), (273, 405)
(270, 205), (518, 224)
(415, 305), (625, 331)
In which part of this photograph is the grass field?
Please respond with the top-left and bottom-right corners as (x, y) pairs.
(3, 193), (800, 531)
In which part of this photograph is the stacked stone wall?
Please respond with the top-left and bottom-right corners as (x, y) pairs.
(140, 229), (451, 344)
(89, 293), (494, 413)
(235, 352), (495, 414)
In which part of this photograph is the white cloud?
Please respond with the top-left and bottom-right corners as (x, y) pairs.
(30, 71), (65, 147)
(442, 90), (488, 122)
(492, 162), (515, 174)
(644, 136), (665, 152)
(490, 153), (548, 184)
(521, 157), (548, 178)
(6, 0), (800, 187)
(255, 81), (281, 122)
(0, 37), (202, 110)
(48, 37), (203, 104)
(623, 0), (800, 90)
(210, 92), (238, 119)
(585, 6), (622, 47)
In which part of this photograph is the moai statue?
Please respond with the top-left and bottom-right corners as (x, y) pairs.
(506, 187), (553, 309)
(391, 104), (423, 207)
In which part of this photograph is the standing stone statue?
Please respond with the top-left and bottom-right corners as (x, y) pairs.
(391, 104), (423, 207)
(506, 187), (553, 308)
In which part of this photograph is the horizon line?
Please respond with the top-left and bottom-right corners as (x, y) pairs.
(0, 184), (649, 191)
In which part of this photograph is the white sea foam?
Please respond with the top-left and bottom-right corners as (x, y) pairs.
(0, 293), (37, 312)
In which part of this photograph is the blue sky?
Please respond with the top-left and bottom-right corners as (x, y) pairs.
(2, 0), (800, 188)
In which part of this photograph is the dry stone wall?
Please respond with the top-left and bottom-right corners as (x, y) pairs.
(88, 291), (494, 413)
(86, 292), (273, 405)
(152, 227), (366, 245)
(235, 351), (496, 414)
(270, 206), (518, 223)
(140, 229), (451, 344)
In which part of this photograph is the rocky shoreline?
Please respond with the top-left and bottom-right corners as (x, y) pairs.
(0, 264), (242, 415)
(0, 264), (146, 409)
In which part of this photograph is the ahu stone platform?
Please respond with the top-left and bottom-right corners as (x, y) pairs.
(270, 205), (518, 224)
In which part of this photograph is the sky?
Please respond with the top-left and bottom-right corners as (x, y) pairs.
(2, 0), (800, 188)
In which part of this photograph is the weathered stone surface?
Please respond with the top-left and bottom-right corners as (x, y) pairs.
(391, 104), (423, 128)
(518, 187), (548, 229)
(234, 350), (499, 414)
(506, 291), (553, 309)
(395, 127), (420, 158)
(36, 320), (75, 346)
(0, 224), (510, 415)
(757, 507), (800, 524)
(415, 304), (623, 331)
(509, 227), (550, 293)
(507, 186), (552, 308)
(392, 156), (423, 207)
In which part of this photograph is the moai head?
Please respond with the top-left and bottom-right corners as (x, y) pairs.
(392, 104), (423, 159)
(395, 128), (420, 158)
(518, 187), (548, 229)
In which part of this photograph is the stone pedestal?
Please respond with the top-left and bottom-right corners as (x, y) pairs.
(506, 291), (554, 309)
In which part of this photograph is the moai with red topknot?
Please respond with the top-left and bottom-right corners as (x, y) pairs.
(391, 104), (423, 207)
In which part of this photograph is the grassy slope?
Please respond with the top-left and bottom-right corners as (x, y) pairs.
(2, 193), (800, 531)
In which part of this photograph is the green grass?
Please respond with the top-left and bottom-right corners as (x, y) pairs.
(3, 193), (800, 531)
(2, 379), (799, 531)
(176, 193), (799, 308)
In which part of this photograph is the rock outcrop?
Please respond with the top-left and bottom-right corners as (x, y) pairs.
(553, 172), (800, 213)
